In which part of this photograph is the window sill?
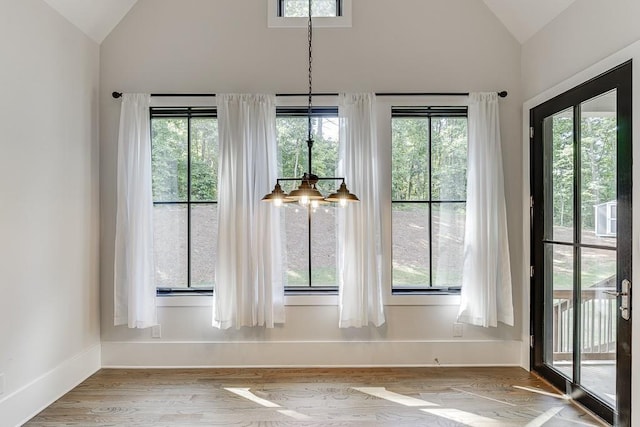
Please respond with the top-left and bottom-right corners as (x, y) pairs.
(155, 294), (340, 307)
(155, 293), (460, 307)
(285, 294), (338, 306)
(387, 294), (461, 306)
(156, 295), (212, 307)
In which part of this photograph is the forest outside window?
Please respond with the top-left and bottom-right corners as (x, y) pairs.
(391, 107), (468, 294)
(148, 103), (468, 299)
(150, 107), (218, 294)
(277, 107), (340, 293)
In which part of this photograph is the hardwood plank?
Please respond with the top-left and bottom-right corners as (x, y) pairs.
(24, 367), (607, 426)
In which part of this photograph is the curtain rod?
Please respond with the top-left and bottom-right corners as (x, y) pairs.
(111, 91), (507, 99)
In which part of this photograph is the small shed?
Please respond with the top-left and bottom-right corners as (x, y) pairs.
(594, 200), (616, 237)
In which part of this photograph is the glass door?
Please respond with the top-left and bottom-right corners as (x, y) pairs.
(530, 61), (632, 425)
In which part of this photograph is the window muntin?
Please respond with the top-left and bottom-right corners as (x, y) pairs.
(276, 107), (339, 292)
(391, 108), (467, 293)
(279, 0), (341, 17)
(151, 108), (218, 292)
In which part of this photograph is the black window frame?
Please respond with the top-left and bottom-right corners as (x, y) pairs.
(277, 106), (340, 294)
(150, 106), (217, 296)
(277, 0), (342, 17)
(391, 106), (468, 295)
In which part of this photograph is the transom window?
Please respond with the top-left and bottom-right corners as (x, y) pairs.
(391, 107), (468, 293)
(276, 107), (340, 292)
(268, 0), (351, 28)
(278, 0), (342, 17)
(150, 107), (218, 293)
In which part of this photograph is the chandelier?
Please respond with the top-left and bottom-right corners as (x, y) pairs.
(262, 0), (358, 207)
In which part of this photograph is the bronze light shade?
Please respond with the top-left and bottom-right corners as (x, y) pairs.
(261, 183), (288, 205)
(325, 182), (359, 204)
(287, 180), (324, 203)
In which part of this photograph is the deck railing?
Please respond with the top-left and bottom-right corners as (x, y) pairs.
(552, 288), (617, 361)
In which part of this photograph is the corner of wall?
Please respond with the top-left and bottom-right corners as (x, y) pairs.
(0, 344), (101, 427)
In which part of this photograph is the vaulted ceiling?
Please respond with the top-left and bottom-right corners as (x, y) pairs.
(42, 0), (576, 45)
(482, 0), (576, 43)
(41, 0), (137, 43)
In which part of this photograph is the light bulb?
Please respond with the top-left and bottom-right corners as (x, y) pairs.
(339, 198), (347, 207)
(273, 198), (283, 207)
(299, 195), (309, 206)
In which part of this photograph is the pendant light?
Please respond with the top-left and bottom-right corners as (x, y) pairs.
(262, 0), (358, 207)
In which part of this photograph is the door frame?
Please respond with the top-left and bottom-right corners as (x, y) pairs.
(529, 61), (632, 425)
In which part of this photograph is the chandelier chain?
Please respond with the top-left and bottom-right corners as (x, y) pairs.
(307, 0), (313, 147)
(260, 1), (359, 208)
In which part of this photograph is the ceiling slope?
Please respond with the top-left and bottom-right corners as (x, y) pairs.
(41, 0), (576, 46)
(41, 0), (138, 44)
(482, 0), (577, 44)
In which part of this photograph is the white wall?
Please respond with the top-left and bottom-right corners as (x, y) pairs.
(99, 0), (524, 367)
(522, 0), (640, 100)
(522, 2), (640, 425)
(0, 0), (101, 425)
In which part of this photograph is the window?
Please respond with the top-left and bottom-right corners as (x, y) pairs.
(278, 0), (341, 17)
(268, 0), (351, 28)
(276, 107), (340, 292)
(150, 107), (218, 293)
(391, 107), (468, 293)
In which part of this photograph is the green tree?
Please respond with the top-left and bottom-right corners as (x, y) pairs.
(549, 114), (616, 230)
(431, 117), (467, 201)
(190, 119), (218, 201)
(276, 116), (338, 194)
(151, 117), (218, 203)
(152, 118), (187, 202)
(392, 118), (428, 201)
(550, 115), (574, 228)
(580, 116), (616, 229)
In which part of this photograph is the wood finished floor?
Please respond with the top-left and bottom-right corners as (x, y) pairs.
(25, 367), (606, 426)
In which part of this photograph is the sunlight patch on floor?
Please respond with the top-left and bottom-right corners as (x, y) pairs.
(224, 387), (281, 408)
(525, 407), (565, 427)
(352, 387), (438, 407)
(224, 383), (597, 426)
(421, 408), (500, 426)
(277, 409), (312, 420)
(450, 387), (517, 407)
(225, 387), (314, 421)
(355, 386), (505, 426)
(513, 385), (569, 400)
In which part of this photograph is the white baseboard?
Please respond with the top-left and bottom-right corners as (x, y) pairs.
(102, 340), (521, 368)
(0, 340), (521, 426)
(0, 344), (101, 427)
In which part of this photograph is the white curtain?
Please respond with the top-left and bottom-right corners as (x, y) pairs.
(114, 93), (157, 328)
(337, 93), (385, 328)
(457, 92), (514, 328)
(214, 94), (284, 329)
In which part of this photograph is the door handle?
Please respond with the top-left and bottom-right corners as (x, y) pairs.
(603, 290), (628, 297)
(605, 279), (631, 321)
